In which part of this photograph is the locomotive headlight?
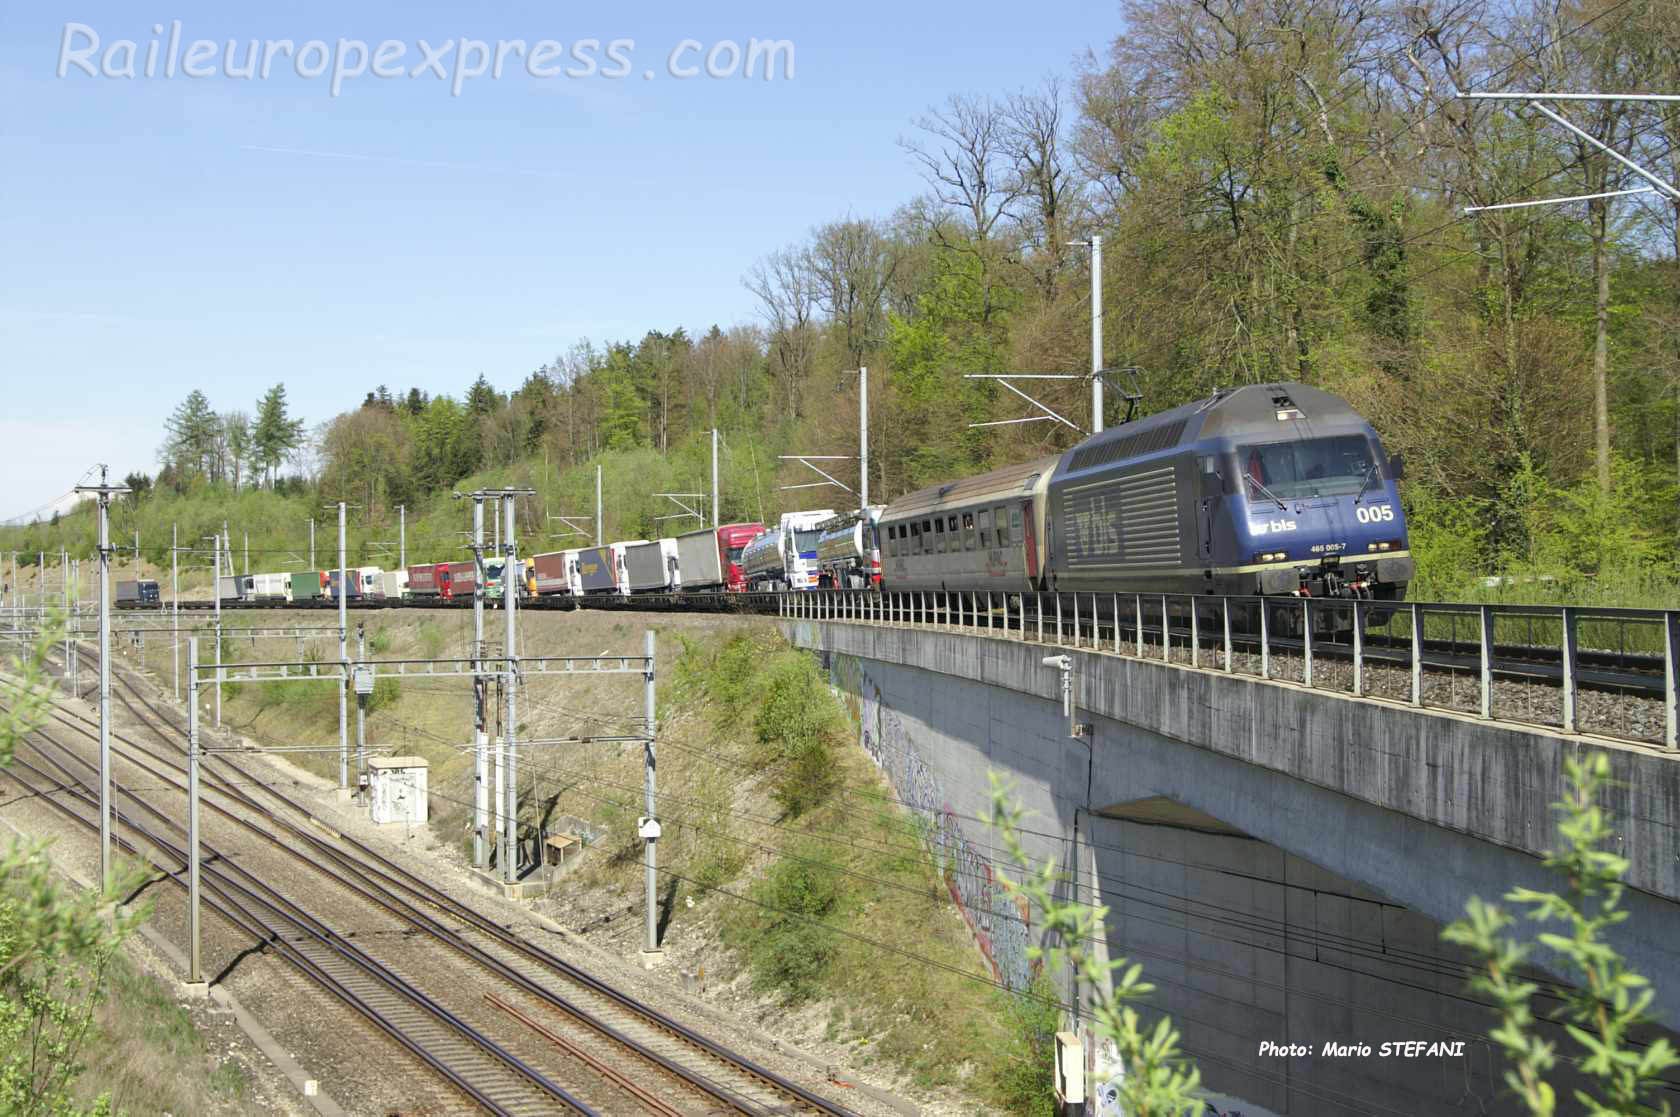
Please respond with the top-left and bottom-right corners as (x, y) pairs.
(1252, 551), (1288, 563)
(1367, 539), (1402, 553)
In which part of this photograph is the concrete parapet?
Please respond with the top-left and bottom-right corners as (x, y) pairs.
(785, 619), (1680, 903)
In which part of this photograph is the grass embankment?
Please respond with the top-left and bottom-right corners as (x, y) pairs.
(548, 625), (1055, 1109)
(111, 612), (1054, 1108)
(75, 949), (251, 1114)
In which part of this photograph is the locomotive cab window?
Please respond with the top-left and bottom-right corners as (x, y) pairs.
(1239, 436), (1376, 500)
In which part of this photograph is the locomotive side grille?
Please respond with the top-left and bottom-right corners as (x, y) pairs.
(1117, 468), (1179, 564)
(1067, 419), (1188, 473)
(1060, 466), (1180, 567)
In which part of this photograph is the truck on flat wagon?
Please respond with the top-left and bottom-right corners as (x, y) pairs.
(356, 566), (385, 599)
(531, 550), (578, 596)
(327, 568), (367, 603)
(115, 579), (160, 607)
(406, 563), (441, 598)
(217, 575), (249, 604)
(576, 542), (641, 595)
(290, 572), (321, 602)
(815, 507), (884, 589)
(250, 573), (291, 603)
(380, 569), (409, 600)
(624, 539), (680, 593)
(441, 561), (477, 602)
(483, 558), (532, 601)
(677, 523), (765, 592)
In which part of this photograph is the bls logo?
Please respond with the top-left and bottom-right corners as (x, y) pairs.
(1251, 519), (1298, 536)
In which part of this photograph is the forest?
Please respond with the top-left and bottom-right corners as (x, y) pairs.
(5, 0), (1678, 605)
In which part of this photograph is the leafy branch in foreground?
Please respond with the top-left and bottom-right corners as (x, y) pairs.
(1442, 753), (1678, 1117)
(1, 618), (151, 1115)
(989, 772), (1203, 1116)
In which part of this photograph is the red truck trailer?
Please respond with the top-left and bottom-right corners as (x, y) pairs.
(407, 563), (441, 597)
(440, 560), (477, 601)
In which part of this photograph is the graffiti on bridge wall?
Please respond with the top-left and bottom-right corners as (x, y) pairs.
(830, 652), (1035, 992)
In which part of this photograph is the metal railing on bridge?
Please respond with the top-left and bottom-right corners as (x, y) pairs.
(775, 590), (1680, 751)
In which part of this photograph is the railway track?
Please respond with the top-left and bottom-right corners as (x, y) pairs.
(5, 738), (585, 1116)
(113, 589), (1669, 697)
(28, 643), (861, 1117)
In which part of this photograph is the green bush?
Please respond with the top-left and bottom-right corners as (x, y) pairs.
(983, 978), (1063, 1116)
(752, 651), (842, 817)
(736, 845), (846, 1004)
(209, 1060), (248, 1099)
(367, 675), (401, 714)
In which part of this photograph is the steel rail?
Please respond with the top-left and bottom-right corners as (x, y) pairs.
(1, 742), (572, 1116)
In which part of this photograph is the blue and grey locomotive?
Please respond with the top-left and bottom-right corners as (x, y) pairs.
(1046, 382), (1410, 600)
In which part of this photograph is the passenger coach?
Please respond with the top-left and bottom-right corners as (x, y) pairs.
(877, 456), (1055, 593)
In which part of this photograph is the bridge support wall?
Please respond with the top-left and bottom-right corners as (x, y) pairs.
(790, 619), (1680, 1114)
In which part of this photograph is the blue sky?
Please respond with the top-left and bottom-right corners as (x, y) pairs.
(0, 1), (1118, 518)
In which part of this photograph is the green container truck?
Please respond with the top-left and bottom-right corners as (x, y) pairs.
(290, 572), (321, 602)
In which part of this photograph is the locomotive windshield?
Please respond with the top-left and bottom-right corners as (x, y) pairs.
(1238, 435), (1375, 500)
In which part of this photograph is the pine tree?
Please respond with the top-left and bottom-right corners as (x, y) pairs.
(466, 374), (501, 416)
(252, 383), (305, 488)
(160, 390), (220, 482)
(223, 411), (251, 490)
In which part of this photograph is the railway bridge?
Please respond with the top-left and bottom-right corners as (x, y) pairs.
(776, 595), (1680, 1116)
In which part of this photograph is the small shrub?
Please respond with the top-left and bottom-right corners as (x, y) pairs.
(367, 675), (401, 714)
(712, 634), (766, 715)
(983, 977), (1062, 1116)
(367, 627), (392, 655)
(734, 845), (846, 1004)
(209, 1059), (248, 1099)
(752, 651), (843, 817)
(685, 771), (746, 890)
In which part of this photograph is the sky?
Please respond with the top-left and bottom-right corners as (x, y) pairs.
(0, 1), (1120, 519)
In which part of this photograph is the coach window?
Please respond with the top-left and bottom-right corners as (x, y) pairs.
(962, 512), (977, 550)
(934, 517), (946, 554)
(978, 509), (992, 549)
(923, 520), (934, 555)
(885, 525), (896, 557)
(994, 505), (1009, 547)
